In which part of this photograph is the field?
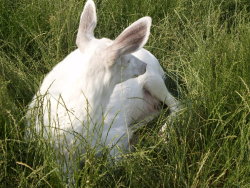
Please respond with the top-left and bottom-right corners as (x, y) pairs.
(0, 0), (250, 187)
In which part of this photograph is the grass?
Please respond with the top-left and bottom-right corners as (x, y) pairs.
(0, 0), (250, 187)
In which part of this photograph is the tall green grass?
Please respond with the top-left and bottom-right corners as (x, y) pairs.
(0, 0), (249, 187)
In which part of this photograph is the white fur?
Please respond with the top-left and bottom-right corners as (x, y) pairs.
(101, 48), (181, 158)
(27, 0), (152, 158)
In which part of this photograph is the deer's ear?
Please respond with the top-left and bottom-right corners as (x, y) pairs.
(105, 17), (152, 66)
(76, 0), (97, 52)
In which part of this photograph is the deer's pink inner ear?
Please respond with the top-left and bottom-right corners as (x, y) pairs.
(76, 0), (97, 52)
(105, 17), (152, 66)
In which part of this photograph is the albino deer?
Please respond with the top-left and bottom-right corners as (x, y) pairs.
(27, 0), (151, 164)
(101, 48), (181, 159)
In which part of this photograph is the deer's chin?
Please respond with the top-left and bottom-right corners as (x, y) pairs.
(143, 88), (160, 111)
(133, 74), (139, 78)
(160, 101), (169, 110)
(143, 87), (169, 112)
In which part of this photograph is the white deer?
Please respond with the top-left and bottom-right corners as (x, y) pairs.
(27, 0), (151, 161)
(101, 48), (181, 159)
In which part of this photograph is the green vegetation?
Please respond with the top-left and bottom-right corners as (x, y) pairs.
(0, 0), (249, 187)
